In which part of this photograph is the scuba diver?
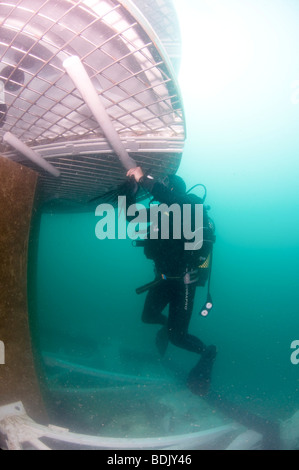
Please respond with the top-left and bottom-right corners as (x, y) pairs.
(126, 166), (217, 397)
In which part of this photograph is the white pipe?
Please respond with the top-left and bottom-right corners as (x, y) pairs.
(3, 132), (60, 177)
(225, 430), (263, 450)
(63, 55), (136, 171)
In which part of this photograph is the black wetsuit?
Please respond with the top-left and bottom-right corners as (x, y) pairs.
(138, 175), (213, 355)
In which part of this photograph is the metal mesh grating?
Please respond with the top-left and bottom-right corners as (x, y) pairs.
(133, 0), (182, 71)
(0, 0), (185, 205)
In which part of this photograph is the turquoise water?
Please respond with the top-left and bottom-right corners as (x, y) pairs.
(28, 0), (298, 447)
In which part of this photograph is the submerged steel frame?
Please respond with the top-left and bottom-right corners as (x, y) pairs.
(0, 0), (185, 204)
(0, 401), (246, 450)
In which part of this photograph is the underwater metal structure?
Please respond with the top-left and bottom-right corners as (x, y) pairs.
(0, 402), (243, 450)
(0, 0), (185, 207)
(1, 0), (295, 451)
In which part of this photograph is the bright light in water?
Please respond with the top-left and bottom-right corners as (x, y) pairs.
(173, 0), (299, 249)
(174, 0), (254, 98)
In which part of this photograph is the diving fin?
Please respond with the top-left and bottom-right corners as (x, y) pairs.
(187, 345), (217, 396)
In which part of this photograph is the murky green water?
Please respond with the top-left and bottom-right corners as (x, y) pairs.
(28, 0), (298, 447)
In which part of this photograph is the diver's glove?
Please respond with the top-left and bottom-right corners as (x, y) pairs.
(127, 167), (156, 194)
(126, 166), (144, 183)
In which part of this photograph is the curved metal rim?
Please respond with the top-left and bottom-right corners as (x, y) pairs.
(117, 0), (186, 135)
